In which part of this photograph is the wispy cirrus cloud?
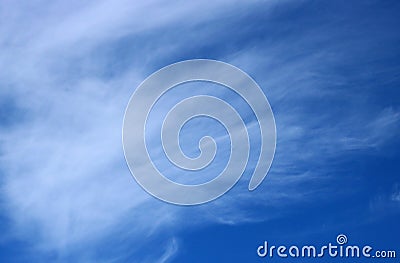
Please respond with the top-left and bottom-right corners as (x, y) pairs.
(0, 0), (287, 260)
(1, 0), (399, 262)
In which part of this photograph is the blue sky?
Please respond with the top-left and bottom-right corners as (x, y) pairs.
(0, 0), (399, 262)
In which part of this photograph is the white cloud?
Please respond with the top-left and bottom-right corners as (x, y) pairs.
(392, 192), (400, 202)
(391, 184), (400, 203)
(0, 0), (285, 259)
(1, 0), (399, 261)
(157, 238), (178, 263)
